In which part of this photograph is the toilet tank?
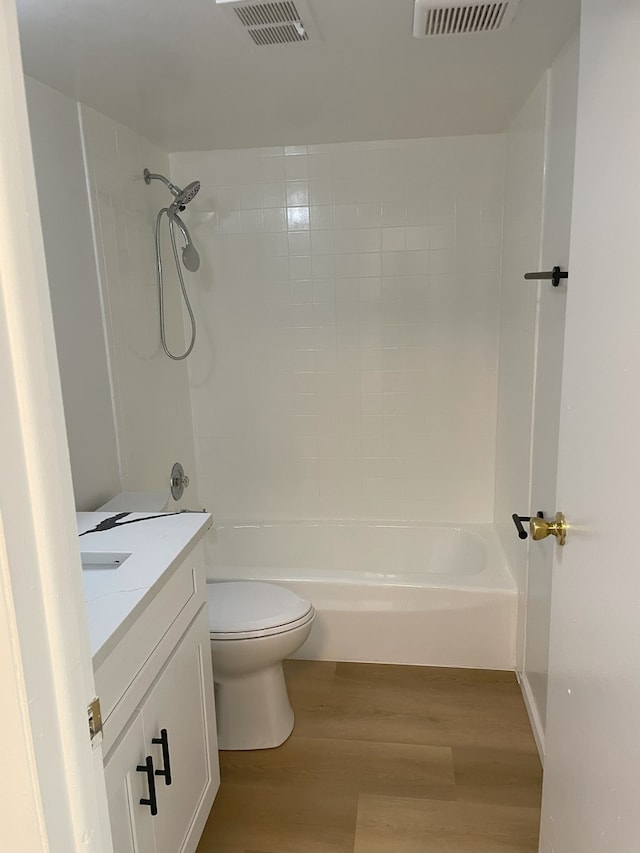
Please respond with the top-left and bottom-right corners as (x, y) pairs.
(96, 491), (170, 512)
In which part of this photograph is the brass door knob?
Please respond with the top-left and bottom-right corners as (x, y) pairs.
(529, 512), (567, 546)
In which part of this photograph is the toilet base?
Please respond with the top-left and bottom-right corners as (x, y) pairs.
(214, 662), (294, 750)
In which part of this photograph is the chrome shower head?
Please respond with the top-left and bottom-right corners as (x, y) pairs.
(174, 181), (200, 209)
(181, 242), (201, 273)
(168, 208), (201, 272)
(144, 168), (200, 211)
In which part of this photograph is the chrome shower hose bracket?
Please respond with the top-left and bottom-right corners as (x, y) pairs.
(170, 462), (190, 501)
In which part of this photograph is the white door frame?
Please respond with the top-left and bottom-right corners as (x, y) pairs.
(0, 0), (112, 849)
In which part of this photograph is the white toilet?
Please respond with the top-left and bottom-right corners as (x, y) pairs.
(207, 581), (314, 750)
(98, 492), (315, 749)
(95, 491), (315, 752)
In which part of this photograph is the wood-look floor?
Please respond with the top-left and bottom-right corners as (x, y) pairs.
(197, 660), (542, 853)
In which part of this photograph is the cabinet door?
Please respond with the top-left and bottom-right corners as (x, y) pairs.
(104, 712), (157, 853)
(142, 606), (219, 853)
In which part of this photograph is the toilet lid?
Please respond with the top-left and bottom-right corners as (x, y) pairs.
(207, 581), (313, 636)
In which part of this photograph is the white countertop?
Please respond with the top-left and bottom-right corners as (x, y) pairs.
(78, 511), (212, 663)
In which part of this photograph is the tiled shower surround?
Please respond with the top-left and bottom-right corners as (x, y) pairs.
(80, 105), (199, 500)
(171, 136), (505, 522)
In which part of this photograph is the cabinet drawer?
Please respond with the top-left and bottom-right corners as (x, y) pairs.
(96, 542), (205, 732)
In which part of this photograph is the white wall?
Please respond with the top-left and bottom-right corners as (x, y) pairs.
(494, 79), (548, 661)
(80, 106), (199, 507)
(26, 79), (200, 509)
(1, 14), (112, 845)
(171, 136), (504, 525)
(524, 34), (579, 752)
(25, 77), (120, 511)
(494, 35), (579, 753)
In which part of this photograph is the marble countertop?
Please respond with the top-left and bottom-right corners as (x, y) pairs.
(78, 511), (212, 662)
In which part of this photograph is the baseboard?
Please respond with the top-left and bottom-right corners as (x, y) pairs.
(518, 670), (546, 763)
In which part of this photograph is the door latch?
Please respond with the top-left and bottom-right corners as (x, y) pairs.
(530, 512), (568, 546)
(87, 697), (102, 740)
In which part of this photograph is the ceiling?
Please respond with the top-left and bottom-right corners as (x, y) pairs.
(17, 0), (580, 152)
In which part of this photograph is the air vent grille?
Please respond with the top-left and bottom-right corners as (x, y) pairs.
(234, 1), (300, 27)
(218, 0), (319, 46)
(413, 0), (521, 36)
(247, 22), (308, 45)
(426, 3), (506, 34)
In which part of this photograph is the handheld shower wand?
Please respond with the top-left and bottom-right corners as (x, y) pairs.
(168, 208), (200, 272)
(144, 168), (201, 360)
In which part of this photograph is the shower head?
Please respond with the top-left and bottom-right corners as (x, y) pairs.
(168, 208), (201, 272)
(181, 242), (201, 273)
(144, 168), (200, 211)
(174, 181), (200, 210)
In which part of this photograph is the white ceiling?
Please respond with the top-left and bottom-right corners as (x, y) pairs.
(17, 0), (580, 152)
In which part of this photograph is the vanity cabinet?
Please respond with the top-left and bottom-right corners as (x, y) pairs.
(96, 540), (219, 853)
(104, 712), (155, 853)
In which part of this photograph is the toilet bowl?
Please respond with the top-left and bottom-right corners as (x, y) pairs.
(207, 581), (315, 750)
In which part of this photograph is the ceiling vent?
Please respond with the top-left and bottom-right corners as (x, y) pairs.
(216, 0), (321, 46)
(413, 0), (521, 36)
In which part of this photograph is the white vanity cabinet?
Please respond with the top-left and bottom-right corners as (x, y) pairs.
(94, 538), (219, 853)
(104, 712), (155, 853)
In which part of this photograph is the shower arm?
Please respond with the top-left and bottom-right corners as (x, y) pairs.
(144, 168), (182, 198)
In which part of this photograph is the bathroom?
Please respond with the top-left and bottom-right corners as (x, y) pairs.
(3, 0), (640, 850)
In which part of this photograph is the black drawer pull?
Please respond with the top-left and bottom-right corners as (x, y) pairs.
(136, 756), (158, 815)
(152, 728), (172, 786)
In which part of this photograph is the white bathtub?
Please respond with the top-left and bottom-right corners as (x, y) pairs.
(207, 522), (517, 670)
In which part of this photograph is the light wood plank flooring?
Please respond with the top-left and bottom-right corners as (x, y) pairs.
(197, 660), (542, 853)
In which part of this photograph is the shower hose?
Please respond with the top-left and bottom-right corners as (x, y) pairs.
(154, 207), (196, 360)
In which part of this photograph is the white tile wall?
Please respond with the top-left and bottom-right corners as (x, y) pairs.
(171, 135), (505, 522)
(81, 106), (199, 506)
(26, 78), (121, 510)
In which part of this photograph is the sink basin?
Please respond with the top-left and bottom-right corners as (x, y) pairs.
(81, 552), (132, 571)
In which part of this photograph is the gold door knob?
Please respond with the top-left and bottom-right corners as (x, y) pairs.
(529, 512), (567, 546)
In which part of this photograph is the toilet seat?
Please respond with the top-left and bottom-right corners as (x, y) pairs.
(207, 581), (314, 641)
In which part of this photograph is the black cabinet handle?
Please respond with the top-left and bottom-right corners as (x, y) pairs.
(136, 756), (158, 815)
(152, 728), (172, 786)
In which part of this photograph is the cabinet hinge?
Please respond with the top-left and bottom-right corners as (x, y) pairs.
(87, 697), (103, 740)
